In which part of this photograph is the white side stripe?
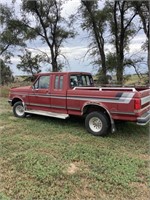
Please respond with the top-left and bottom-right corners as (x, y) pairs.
(119, 93), (135, 103)
(141, 95), (150, 105)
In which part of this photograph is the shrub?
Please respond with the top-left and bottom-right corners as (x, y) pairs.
(0, 86), (10, 97)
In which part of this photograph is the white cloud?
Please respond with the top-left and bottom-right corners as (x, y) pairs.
(27, 45), (88, 61)
(61, 46), (88, 58)
(61, 0), (80, 17)
(129, 34), (146, 54)
(10, 57), (20, 63)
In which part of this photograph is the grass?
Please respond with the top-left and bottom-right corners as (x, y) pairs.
(0, 97), (150, 200)
(0, 86), (10, 98)
(0, 81), (31, 98)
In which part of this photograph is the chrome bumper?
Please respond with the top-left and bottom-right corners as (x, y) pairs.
(137, 111), (150, 125)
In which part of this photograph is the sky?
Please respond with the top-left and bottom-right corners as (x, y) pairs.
(1, 0), (148, 76)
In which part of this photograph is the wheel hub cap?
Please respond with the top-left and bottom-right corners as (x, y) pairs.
(89, 117), (102, 132)
(16, 105), (25, 116)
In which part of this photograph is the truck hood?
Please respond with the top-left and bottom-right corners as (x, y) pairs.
(10, 86), (31, 92)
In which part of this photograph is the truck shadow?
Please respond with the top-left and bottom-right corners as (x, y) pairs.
(26, 114), (85, 131)
(26, 114), (149, 139)
(111, 121), (149, 139)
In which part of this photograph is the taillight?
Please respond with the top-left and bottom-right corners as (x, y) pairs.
(134, 99), (141, 110)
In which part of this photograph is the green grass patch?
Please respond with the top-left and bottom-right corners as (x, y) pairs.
(0, 97), (149, 200)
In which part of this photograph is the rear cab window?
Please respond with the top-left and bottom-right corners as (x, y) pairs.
(70, 74), (93, 88)
(54, 75), (64, 90)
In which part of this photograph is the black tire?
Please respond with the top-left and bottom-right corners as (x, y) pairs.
(13, 101), (26, 118)
(85, 111), (110, 136)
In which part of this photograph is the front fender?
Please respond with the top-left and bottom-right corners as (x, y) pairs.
(10, 96), (24, 106)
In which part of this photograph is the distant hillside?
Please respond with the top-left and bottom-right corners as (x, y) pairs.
(94, 73), (148, 86)
(14, 75), (32, 82)
(124, 74), (148, 86)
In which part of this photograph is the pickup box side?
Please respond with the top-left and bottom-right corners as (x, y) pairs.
(67, 86), (150, 124)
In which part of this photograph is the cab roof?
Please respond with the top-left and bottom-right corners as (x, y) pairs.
(34, 71), (92, 76)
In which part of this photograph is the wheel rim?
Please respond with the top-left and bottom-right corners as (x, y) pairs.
(89, 117), (103, 132)
(16, 105), (25, 116)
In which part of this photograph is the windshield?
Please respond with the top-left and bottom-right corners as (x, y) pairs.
(70, 74), (94, 88)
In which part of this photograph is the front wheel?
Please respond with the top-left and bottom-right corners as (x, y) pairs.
(85, 112), (109, 136)
(13, 101), (26, 118)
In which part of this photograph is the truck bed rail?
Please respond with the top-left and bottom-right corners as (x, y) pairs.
(73, 87), (137, 92)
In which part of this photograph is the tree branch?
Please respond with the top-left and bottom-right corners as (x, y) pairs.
(0, 44), (10, 55)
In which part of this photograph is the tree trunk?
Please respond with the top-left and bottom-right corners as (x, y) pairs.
(114, 2), (126, 86)
(116, 64), (124, 85)
(51, 56), (58, 72)
(50, 47), (58, 72)
(101, 50), (108, 84)
(116, 48), (124, 85)
(52, 60), (58, 72)
(148, 1), (150, 85)
(148, 41), (150, 85)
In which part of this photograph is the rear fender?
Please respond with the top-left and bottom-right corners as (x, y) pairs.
(82, 102), (116, 133)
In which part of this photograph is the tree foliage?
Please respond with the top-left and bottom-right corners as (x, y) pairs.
(20, 0), (75, 72)
(17, 49), (43, 76)
(106, 0), (139, 85)
(0, 59), (14, 85)
(0, 3), (26, 57)
(80, 0), (149, 85)
(0, 0), (149, 85)
(131, 1), (149, 83)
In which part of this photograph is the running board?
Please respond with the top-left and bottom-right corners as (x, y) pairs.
(25, 110), (69, 119)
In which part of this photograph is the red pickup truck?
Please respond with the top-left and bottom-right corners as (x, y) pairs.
(8, 72), (150, 136)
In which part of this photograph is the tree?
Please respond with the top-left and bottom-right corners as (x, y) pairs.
(20, 0), (75, 72)
(80, 0), (109, 84)
(107, 0), (138, 85)
(0, 59), (14, 85)
(0, 3), (26, 57)
(17, 49), (43, 76)
(132, 1), (150, 83)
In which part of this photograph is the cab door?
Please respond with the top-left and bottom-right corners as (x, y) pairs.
(28, 75), (51, 111)
(50, 74), (67, 113)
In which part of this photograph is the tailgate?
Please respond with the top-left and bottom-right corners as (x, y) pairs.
(139, 88), (150, 109)
(135, 88), (150, 125)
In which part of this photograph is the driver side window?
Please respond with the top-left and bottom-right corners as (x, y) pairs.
(34, 76), (50, 89)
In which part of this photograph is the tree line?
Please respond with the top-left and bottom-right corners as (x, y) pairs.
(0, 0), (149, 85)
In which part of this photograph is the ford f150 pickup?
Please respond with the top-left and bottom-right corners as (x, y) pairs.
(8, 72), (150, 136)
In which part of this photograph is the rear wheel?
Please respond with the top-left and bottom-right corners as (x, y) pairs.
(13, 101), (26, 118)
(85, 111), (109, 136)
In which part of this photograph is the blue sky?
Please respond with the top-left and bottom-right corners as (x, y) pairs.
(1, 0), (148, 76)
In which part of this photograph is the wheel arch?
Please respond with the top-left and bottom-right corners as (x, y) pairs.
(82, 103), (116, 133)
(82, 103), (109, 116)
(12, 97), (24, 106)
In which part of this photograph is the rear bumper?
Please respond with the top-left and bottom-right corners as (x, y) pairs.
(137, 111), (150, 125)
